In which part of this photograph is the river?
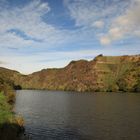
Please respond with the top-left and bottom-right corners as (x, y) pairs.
(15, 90), (140, 140)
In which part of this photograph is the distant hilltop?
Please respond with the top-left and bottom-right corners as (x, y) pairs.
(0, 54), (140, 92)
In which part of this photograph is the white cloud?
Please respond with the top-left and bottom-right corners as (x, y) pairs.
(64, 0), (95, 27)
(0, 0), (69, 48)
(64, 0), (129, 28)
(100, 36), (111, 46)
(100, 0), (140, 45)
(0, 32), (33, 47)
(92, 21), (104, 29)
(64, 0), (140, 45)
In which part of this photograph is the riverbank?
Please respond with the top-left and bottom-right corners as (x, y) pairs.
(0, 91), (25, 140)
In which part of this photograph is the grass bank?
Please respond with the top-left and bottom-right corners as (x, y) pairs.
(0, 91), (25, 140)
(0, 91), (14, 123)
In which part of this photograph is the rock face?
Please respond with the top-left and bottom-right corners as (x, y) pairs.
(0, 55), (140, 92)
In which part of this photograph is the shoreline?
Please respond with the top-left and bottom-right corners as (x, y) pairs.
(0, 91), (25, 140)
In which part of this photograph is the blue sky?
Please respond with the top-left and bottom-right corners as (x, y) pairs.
(0, 0), (140, 74)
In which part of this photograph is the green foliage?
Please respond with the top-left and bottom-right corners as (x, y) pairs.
(117, 61), (140, 92)
(0, 92), (14, 124)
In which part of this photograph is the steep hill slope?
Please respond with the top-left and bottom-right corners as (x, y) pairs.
(14, 54), (140, 92)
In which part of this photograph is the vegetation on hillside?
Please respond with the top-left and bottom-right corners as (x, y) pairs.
(0, 55), (140, 92)
(15, 55), (140, 92)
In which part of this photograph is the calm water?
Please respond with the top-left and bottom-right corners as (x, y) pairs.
(15, 90), (140, 140)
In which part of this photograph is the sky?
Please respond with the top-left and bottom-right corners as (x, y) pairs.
(0, 0), (140, 74)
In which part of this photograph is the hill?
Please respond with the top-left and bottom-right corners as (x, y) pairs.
(8, 54), (140, 92)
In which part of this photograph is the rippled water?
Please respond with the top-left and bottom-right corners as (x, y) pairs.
(15, 90), (140, 140)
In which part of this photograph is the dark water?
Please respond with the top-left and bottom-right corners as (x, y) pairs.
(15, 90), (140, 140)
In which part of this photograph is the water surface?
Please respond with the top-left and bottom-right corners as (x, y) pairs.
(15, 90), (140, 140)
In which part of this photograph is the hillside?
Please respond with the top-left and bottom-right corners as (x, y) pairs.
(0, 54), (140, 92)
(13, 54), (140, 92)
